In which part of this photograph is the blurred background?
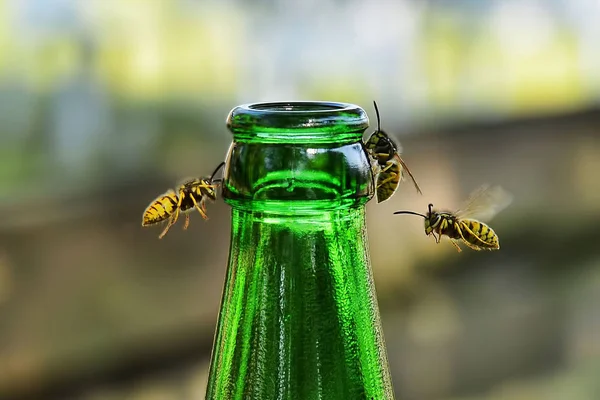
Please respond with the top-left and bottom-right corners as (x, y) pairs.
(1, 0), (599, 399)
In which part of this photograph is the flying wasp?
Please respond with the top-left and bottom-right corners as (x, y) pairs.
(363, 101), (422, 203)
(393, 185), (513, 252)
(142, 162), (225, 239)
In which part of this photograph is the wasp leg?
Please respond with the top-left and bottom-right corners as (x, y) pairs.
(158, 193), (183, 239)
(454, 223), (482, 251)
(449, 239), (463, 252)
(432, 231), (440, 244)
(461, 239), (482, 251)
(368, 158), (380, 173)
(370, 152), (390, 163)
(197, 182), (218, 189)
(463, 239), (483, 251)
(376, 173), (397, 189)
(183, 213), (190, 230)
(159, 208), (180, 239)
(158, 221), (173, 239)
(379, 162), (394, 174)
(189, 194), (209, 220)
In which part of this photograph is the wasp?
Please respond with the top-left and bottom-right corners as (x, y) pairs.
(363, 101), (422, 203)
(142, 162), (225, 239)
(393, 185), (513, 252)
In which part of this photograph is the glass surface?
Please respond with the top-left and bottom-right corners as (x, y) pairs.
(206, 102), (394, 400)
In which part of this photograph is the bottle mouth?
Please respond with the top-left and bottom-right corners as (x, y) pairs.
(226, 101), (369, 144)
(248, 102), (353, 113)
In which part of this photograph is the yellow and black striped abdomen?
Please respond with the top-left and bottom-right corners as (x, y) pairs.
(459, 219), (499, 250)
(142, 192), (178, 226)
(376, 160), (401, 202)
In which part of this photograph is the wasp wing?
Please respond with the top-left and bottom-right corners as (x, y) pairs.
(454, 185), (513, 223)
(394, 154), (422, 195)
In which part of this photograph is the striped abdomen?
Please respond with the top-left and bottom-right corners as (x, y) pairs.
(376, 160), (400, 203)
(459, 219), (499, 250)
(142, 192), (178, 226)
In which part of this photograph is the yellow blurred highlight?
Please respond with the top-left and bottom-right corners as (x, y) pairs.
(93, 0), (242, 100)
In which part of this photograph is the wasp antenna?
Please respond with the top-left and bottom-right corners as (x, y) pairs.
(209, 161), (226, 181)
(393, 210), (427, 218)
(373, 100), (381, 132)
(428, 203), (434, 214)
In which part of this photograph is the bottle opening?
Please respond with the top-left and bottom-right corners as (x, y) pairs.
(248, 102), (349, 113)
(226, 101), (369, 144)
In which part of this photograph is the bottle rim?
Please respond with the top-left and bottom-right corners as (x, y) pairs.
(226, 101), (369, 144)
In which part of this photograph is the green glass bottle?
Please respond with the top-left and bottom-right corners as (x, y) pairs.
(206, 102), (395, 400)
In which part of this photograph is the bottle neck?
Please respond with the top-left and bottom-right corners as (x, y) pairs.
(222, 141), (373, 211)
(206, 206), (394, 399)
